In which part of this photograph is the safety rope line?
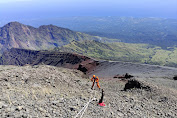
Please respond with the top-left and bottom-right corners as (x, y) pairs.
(80, 98), (93, 118)
(74, 98), (91, 118)
(74, 87), (97, 118)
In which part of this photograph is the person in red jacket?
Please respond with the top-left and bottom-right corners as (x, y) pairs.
(91, 75), (100, 90)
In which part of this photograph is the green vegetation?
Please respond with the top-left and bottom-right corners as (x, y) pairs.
(55, 40), (177, 67)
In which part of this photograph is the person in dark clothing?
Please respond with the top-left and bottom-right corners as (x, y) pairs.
(98, 89), (105, 106)
(99, 89), (104, 103)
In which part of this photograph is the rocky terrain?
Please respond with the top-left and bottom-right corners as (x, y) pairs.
(0, 22), (102, 54)
(0, 48), (177, 117)
(0, 48), (98, 73)
(0, 63), (176, 118)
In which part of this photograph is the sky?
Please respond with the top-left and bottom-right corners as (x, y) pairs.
(0, 0), (177, 21)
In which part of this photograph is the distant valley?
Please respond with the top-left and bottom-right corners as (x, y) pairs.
(1, 21), (177, 68)
(4, 17), (177, 48)
(55, 40), (177, 67)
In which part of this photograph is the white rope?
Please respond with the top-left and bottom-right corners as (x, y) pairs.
(80, 98), (93, 118)
(74, 98), (92, 118)
(74, 86), (97, 118)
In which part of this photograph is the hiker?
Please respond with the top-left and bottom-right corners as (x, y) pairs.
(98, 89), (105, 106)
(91, 75), (100, 90)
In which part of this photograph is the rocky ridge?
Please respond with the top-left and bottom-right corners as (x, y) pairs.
(0, 22), (101, 54)
(0, 48), (98, 74)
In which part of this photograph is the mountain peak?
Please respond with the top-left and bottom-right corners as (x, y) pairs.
(0, 21), (100, 54)
(38, 24), (70, 31)
(4, 21), (24, 27)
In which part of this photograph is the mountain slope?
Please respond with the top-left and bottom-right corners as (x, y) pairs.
(0, 48), (99, 74)
(17, 17), (177, 48)
(55, 40), (177, 67)
(0, 64), (177, 117)
(0, 22), (102, 54)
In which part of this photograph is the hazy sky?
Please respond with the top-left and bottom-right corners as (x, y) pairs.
(0, 0), (177, 20)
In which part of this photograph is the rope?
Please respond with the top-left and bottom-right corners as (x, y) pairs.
(80, 98), (93, 118)
(74, 86), (97, 118)
(74, 98), (91, 118)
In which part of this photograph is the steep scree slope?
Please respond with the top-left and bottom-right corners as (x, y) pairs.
(0, 65), (177, 117)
